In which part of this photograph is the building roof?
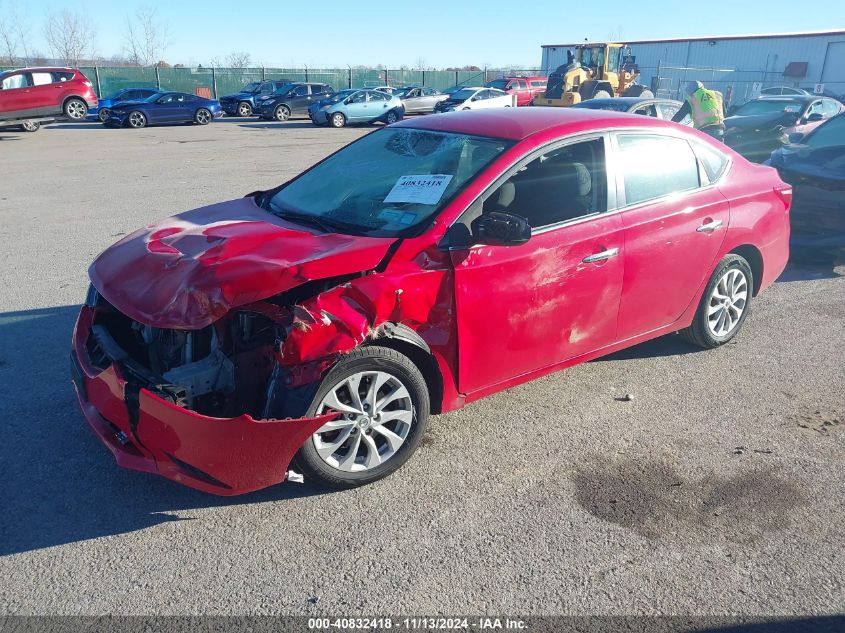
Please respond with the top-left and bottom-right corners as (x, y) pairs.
(541, 29), (845, 48)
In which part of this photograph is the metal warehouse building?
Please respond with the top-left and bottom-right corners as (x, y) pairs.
(540, 30), (845, 105)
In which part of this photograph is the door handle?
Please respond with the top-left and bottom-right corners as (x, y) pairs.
(696, 219), (724, 233)
(582, 247), (619, 263)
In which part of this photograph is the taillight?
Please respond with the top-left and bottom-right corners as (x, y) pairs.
(774, 185), (793, 211)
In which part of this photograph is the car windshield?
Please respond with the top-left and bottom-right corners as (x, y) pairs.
(325, 89), (357, 104)
(805, 115), (845, 149)
(265, 128), (511, 237)
(450, 89), (477, 101)
(486, 80), (508, 90)
(242, 82), (260, 93)
(442, 86), (463, 95)
(393, 87), (416, 97)
(736, 99), (804, 116)
(573, 101), (630, 112)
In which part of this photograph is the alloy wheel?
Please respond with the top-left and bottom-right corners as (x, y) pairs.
(386, 111), (397, 124)
(98, 109), (110, 122)
(66, 100), (86, 119)
(707, 268), (748, 337)
(128, 112), (146, 128)
(196, 109), (211, 124)
(237, 102), (251, 117)
(275, 105), (290, 121)
(312, 371), (414, 472)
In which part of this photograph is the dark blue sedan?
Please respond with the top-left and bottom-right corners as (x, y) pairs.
(93, 88), (160, 122)
(105, 92), (223, 128)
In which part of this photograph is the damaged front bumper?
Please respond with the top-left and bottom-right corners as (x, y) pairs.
(71, 305), (336, 495)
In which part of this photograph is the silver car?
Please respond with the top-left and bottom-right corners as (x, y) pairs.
(393, 86), (448, 114)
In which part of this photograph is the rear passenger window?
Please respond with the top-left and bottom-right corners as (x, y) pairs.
(617, 134), (700, 205)
(31, 72), (52, 86)
(691, 139), (730, 182)
(52, 71), (75, 82)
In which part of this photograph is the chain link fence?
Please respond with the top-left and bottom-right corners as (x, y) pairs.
(0, 66), (542, 99)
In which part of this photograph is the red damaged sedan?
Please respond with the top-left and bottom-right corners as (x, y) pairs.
(71, 108), (791, 494)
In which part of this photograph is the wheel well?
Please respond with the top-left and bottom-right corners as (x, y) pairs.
(368, 338), (444, 415)
(62, 95), (87, 108)
(729, 245), (764, 295)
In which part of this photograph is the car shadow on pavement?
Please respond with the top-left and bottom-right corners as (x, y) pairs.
(776, 260), (844, 283)
(46, 122), (105, 130)
(0, 305), (335, 557)
(236, 122), (323, 130)
(591, 334), (699, 362)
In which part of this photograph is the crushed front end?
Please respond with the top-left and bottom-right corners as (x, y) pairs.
(71, 286), (336, 495)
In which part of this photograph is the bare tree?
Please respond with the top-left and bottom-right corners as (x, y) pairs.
(225, 51), (251, 68)
(125, 5), (170, 67)
(415, 57), (426, 71)
(43, 9), (97, 66)
(0, 0), (30, 65)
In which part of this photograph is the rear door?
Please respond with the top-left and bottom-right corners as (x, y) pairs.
(614, 132), (730, 339)
(28, 71), (59, 115)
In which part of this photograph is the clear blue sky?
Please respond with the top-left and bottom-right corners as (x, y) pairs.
(11, 0), (844, 68)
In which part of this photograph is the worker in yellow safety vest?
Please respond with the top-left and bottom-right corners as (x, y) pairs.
(672, 80), (725, 141)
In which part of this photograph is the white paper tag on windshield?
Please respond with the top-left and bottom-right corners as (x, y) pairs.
(384, 174), (453, 205)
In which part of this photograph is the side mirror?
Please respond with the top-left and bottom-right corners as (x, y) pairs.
(470, 97), (478, 101)
(806, 112), (824, 122)
(474, 211), (531, 246)
(344, 98), (352, 105)
(787, 131), (804, 144)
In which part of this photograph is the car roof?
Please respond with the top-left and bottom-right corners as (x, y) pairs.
(1, 66), (77, 74)
(391, 107), (681, 141)
(578, 97), (681, 106)
(755, 95), (817, 103)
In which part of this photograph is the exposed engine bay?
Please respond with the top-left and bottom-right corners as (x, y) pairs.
(84, 276), (358, 420)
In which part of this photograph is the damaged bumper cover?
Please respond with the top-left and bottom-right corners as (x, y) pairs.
(71, 306), (336, 495)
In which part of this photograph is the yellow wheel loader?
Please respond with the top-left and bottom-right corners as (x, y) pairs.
(534, 43), (653, 107)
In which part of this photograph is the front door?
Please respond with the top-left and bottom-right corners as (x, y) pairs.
(614, 132), (730, 340)
(451, 136), (625, 394)
(344, 90), (370, 121)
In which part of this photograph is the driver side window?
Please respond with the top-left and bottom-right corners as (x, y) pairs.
(350, 91), (367, 103)
(472, 137), (608, 231)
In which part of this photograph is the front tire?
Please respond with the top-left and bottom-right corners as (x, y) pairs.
(330, 112), (346, 128)
(127, 111), (147, 129)
(237, 101), (252, 117)
(20, 121), (40, 132)
(194, 108), (212, 125)
(274, 104), (291, 121)
(98, 109), (110, 122)
(64, 98), (87, 120)
(591, 90), (612, 100)
(296, 346), (430, 489)
(680, 254), (753, 348)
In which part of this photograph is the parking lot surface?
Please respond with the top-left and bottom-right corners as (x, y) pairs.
(0, 119), (843, 616)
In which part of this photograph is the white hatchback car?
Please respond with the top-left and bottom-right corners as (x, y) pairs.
(433, 87), (515, 112)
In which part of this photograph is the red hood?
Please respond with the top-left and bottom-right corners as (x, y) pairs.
(89, 197), (396, 329)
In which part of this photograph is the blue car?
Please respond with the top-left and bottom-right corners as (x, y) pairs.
(308, 89), (404, 128)
(105, 92), (223, 128)
(93, 87), (160, 122)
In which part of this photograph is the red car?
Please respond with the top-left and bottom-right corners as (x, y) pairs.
(486, 76), (548, 106)
(0, 67), (98, 131)
(71, 108), (791, 495)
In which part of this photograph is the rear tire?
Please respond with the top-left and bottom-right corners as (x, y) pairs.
(64, 98), (87, 120)
(296, 346), (430, 489)
(385, 109), (399, 124)
(591, 90), (612, 100)
(194, 108), (212, 125)
(680, 254), (753, 349)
